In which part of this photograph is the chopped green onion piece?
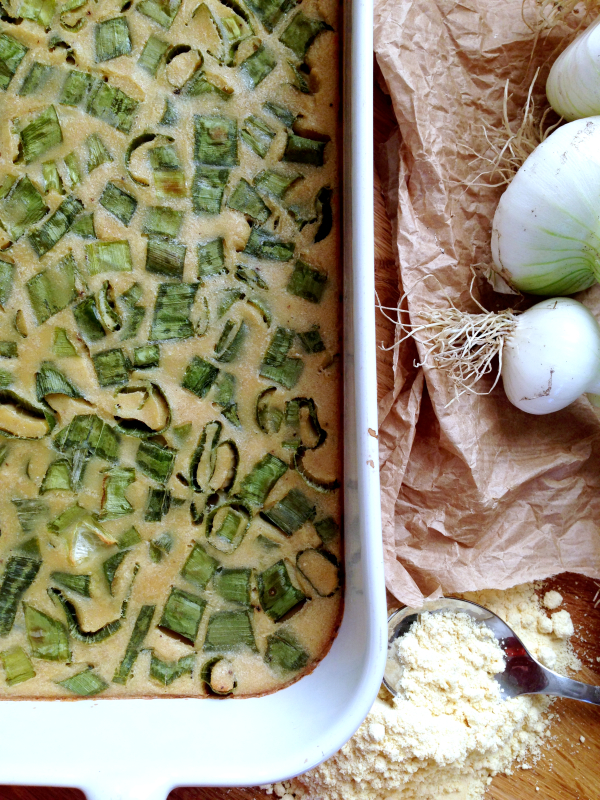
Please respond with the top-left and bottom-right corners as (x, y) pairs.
(0, 556), (41, 636)
(265, 630), (308, 673)
(182, 356), (219, 398)
(71, 213), (96, 239)
(159, 587), (205, 643)
(181, 541), (218, 590)
(118, 526), (142, 549)
(18, 0), (56, 27)
(17, 106), (62, 165)
(35, 361), (82, 402)
(24, 603), (70, 661)
(120, 303), (145, 342)
(0, 340), (15, 358)
(154, 168), (186, 199)
(204, 610), (256, 652)
(149, 529), (173, 557)
(138, 34), (168, 74)
(0, 175), (47, 241)
(145, 236), (186, 278)
(41, 459), (72, 493)
(190, 419), (221, 491)
(52, 328), (77, 358)
(215, 372), (241, 426)
(279, 12), (332, 58)
(184, 68), (232, 100)
(58, 668), (108, 696)
(27, 252), (77, 323)
(214, 319), (247, 363)
(236, 453), (287, 508)
(294, 446), (340, 493)
(297, 548), (339, 596)
(16, 537), (41, 560)
(64, 152), (81, 187)
(12, 498), (48, 533)
(113, 604), (155, 684)
(87, 81), (139, 134)
(244, 0), (296, 32)
(150, 282), (198, 341)
(287, 259), (327, 303)
(95, 16), (132, 62)
(160, 97), (178, 126)
(191, 166), (230, 214)
(0, 646), (35, 686)
(97, 280), (122, 334)
(256, 386), (283, 433)
(136, 439), (176, 483)
(194, 115), (238, 166)
(73, 296), (105, 343)
(261, 488), (316, 535)
(235, 264), (268, 290)
(86, 133), (112, 172)
(92, 349), (129, 388)
(283, 133), (326, 166)
(54, 414), (120, 463)
(243, 226), (294, 260)
(314, 186), (333, 243)
(100, 466), (135, 520)
(28, 195), (83, 257)
(288, 60), (311, 93)
(137, 0), (182, 28)
(133, 344), (160, 369)
(146, 488), (170, 523)
(86, 240), (133, 275)
(99, 183), (137, 226)
(50, 571), (91, 597)
(263, 100), (296, 126)
(217, 288), (245, 318)
(240, 115), (275, 158)
(197, 238), (226, 280)
(0, 259), (13, 310)
(142, 206), (183, 238)
(240, 44), (276, 88)
(173, 422), (192, 444)
(254, 169), (302, 199)
(206, 503), (250, 553)
(228, 179), (270, 224)
(256, 533), (280, 550)
(0, 32), (28, 91)
(59, 70), (96, 107)
(258, 559), (305, 621)
(18, 62), (53, 96)
(259, 327), (303, 388)
(49, 585), (125, 643)
(47, 502), (87, 534)
(298, 326), (325, 353)
(150, 653), (195, 685)
(213, 567), (251, 606)
(42, 161), (64, 195)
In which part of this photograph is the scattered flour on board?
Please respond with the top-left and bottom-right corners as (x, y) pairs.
(262, 584), (579, 800)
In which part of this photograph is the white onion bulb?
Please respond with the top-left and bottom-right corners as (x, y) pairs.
(547, 18), (600, 121)
(502, 297), (600, 414)
(491, 117), (600, 296)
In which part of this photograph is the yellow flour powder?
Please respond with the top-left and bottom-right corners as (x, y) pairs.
(267, 584), (579, 800)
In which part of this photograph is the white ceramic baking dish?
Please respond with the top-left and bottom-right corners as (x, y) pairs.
(0, 0), (386, 794)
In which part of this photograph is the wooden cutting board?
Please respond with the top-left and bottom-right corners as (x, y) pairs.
(2, 74), (599, 800)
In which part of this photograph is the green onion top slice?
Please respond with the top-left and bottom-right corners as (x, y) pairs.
(0, 175), (48, 241)
(159, 587), (206, 643)
(265, 630), (308, 673)
(243, 226), (294, 261)
(142, 206), (184, 238)
(287, 259), (328, 303)
(192, 166), (229, 215)
(86, 240), (133, 275)
(204, 610), (257, 652)
(240, 115), (275, 158)
(258, 559), (305, 621)
(136, 438), (177, 484)
(213, 567), (252, 606)
(279, 12), (332, 59)
(244, 0), (297, 32)
(138, 34), (169, 75)
(58, 668), (108, 696)
(150, 282), (198, 341)
(240, 43), (276, 88)
(24, 603), (70, 661)
(263, 100), (296, 127)
(99, 183), (137, 226)
(113, 604), (155, 684)
(28, 195), (83, 257)
(194, 115), (238, 167)
(0, 556), (42, 637)
(35, 361), (82, 402)
(145, 237), (186, 278)
(261, 487), (316, 535)
(18, 106), (63, 165)
(0, 32), (28, 91)
(236, 453), (287, 508)
(86, 133), (113, 172)
(197, 238), (226, 280)
(150, 653), (195, 686)
(283, 133), (327, 167)
(50, 571), (91, 598)
(18, 62), (54, 97)
(19, 0), (56, 28)
(100, 466), (135, 520)
(40, 459), (72, 493)
(182, 355), (219, 398)
(95, 16), (132, 62)
(181, 541), (219, 590)
(0, 646), (36, 686)
(86, 81), (139, 134)
(92, 349), (130, 388)
(227, 179), (270, 224)
(27, 252), (77, 323)
(137, 0), (182, 29)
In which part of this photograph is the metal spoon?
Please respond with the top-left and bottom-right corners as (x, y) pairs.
(383, 597), (600, 705)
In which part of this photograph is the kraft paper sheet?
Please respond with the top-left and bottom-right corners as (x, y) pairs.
(373, 0), (600, 606)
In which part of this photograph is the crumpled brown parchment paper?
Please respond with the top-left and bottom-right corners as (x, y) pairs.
(373, 0), (600, 606)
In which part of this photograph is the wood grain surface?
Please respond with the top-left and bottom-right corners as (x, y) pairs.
(2, 71), (599, 800)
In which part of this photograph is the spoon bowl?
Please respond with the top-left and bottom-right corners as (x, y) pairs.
(384, 597), (600, 705)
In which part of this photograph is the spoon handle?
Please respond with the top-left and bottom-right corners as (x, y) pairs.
(537, 670), (600, 705)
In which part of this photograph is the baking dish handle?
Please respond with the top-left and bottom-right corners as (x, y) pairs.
(82, 780), (172, 800)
